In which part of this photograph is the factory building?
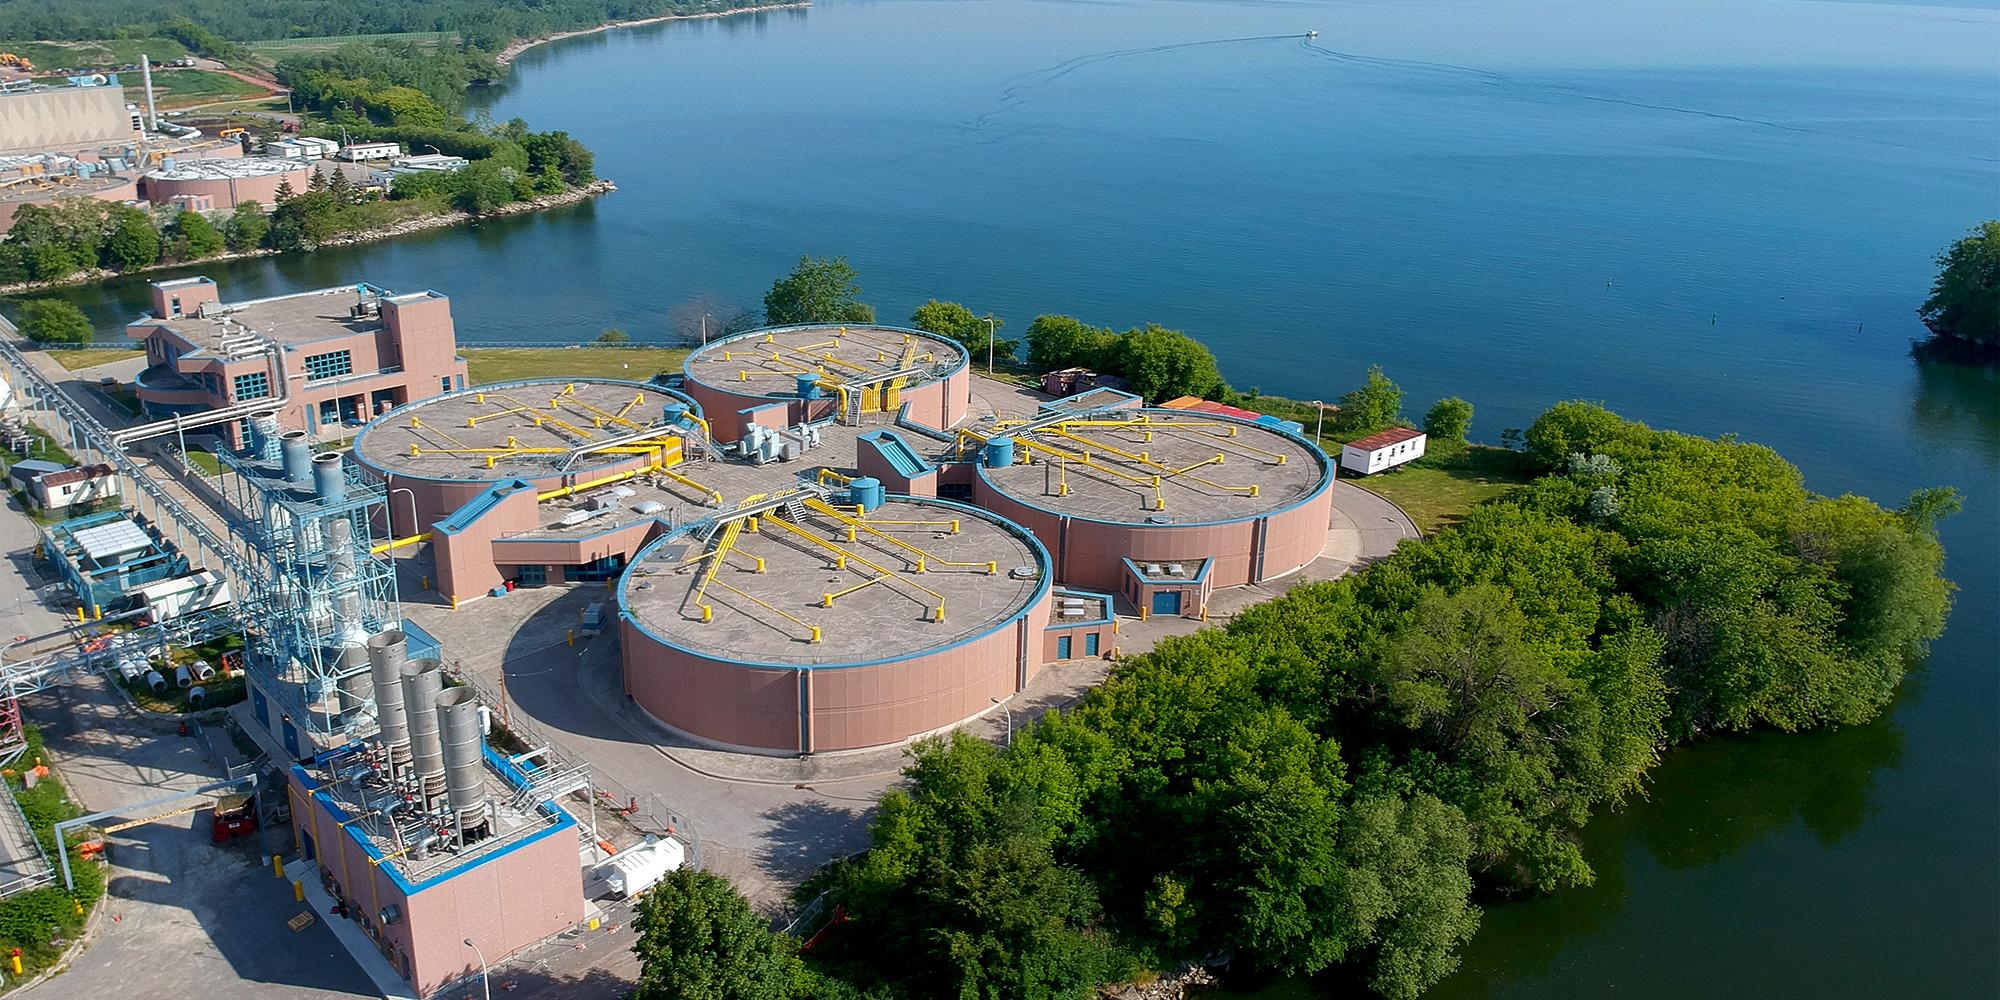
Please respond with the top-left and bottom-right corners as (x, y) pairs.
(287, 632), (585, 996)
(128, 277), (468, 447)
(347, 322), (1336, 755)
(0, 80), (136, 154)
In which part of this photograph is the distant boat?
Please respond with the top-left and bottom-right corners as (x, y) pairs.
(1306, 29), (1319, 38)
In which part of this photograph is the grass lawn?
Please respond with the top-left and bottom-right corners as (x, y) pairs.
(44, 348), (143, 371)
(1354, 442), (1533, 535)
(462, 346), (690, 385)
(143, 69), (266, 109)
(184, 448), (222, 477)
(0, 37), (188, 71)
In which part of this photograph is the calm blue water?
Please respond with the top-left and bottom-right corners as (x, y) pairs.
(29, 0), (2000, 994)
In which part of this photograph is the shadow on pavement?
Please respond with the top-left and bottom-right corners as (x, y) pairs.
(754, 798), (874, 889)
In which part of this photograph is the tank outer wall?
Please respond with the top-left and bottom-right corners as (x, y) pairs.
(973, 474), (1336, 593)
(620, 586), (1052, 754)
(364, 454), (654, 537)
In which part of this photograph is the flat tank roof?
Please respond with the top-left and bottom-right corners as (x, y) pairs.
(621, 497), (1046, 667)
(978, 409), (1331, 526)
(683, 324), (966, 400)
(351, 378), (697, 483)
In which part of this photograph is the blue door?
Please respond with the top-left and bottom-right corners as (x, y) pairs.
(1152, 591), (1182, 616)
(252, 687), (268, 728)
(281, 718), (300, 759)
(1084, 632), (1100, 656)
(1056, 635), (1072, 659)
(301, 830), (316, 862)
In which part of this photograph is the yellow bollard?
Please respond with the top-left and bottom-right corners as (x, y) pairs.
(293, 881), (305, 902)
(272, 855), (285, 878)
(588, 917), (600, 931)
(450, 595), (459, 610)
(567, 629), (574, 647)
(72, 898), (81, 916)
(421, 575), (429, 592)
(92, 604), (102, 621)
(11, 951), (21, 975)
(76, 607), (85, 623)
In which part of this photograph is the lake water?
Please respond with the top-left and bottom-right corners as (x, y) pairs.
(28, 0), (2000, 994)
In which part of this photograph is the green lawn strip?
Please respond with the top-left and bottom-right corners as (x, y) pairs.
(1351, 442), (1532, 534)
(145, 69), (265, 109)
(42, 349), (142, 372)
(0, 37), (187, 70)
(461, 346), (690, 385)
(0, 727), (107, 989)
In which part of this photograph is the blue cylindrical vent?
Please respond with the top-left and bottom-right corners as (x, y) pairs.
(984, 436), (1015, 468)
(850, 477), (884, 512)
(281, 432), (313, 488)
(312, 453), (346, 502)
(796, 374), (821, 400)
(663, 402), (689, 425)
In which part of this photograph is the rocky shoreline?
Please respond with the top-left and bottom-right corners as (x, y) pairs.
(1100, 966), (1221, 999)
(0, 180), (617, 296)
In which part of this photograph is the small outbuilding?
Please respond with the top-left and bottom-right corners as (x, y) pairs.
(1340, 426), (1427, 475)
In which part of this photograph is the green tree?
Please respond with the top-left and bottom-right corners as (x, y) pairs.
(365, 85), (452, 129)
(911, 299), (1011, 360)
(596, 328), (630, 344)
(1335, 366), (1404, 435)
(170, 211), (226, 259)
(1023, 314), (1117, 372)
(1918, 220), (1999, 347)
(1423, 397), (1474, 442)
(224, 201), (268, 251)
(764, 256), (875, 325)
(449, 160), (517, 214)
(1337, 792), (1481, 1000)
(99, 208), (161, 271)
(1114, 324), (1224, 402)
(631, 869), (794, 1000)
(17, 299), (93, 345)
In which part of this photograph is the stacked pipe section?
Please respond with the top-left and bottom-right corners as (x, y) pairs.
(366, 629), (411, 780)
(401, 658), (447, 812)
(436, 687), (490, 842)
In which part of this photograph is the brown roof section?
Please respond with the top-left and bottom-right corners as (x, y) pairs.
(1345, 427), (1426, 452)
(35, 463), (114, 488)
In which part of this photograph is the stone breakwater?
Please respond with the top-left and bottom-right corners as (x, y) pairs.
(1100, 967), (1220, 999)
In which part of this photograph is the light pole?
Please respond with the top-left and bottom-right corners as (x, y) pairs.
(1312, 400), (1325, 445)
(985, 317), (996, 375)
(701, 312), (711, 347)
(463, 938), (491, 1000)
(389, 487), (417, 540)
(990, 697), (1011, 746)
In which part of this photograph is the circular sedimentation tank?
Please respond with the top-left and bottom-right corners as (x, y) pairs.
(680, 324), (971, 441)
(617, 495), (1051, 754)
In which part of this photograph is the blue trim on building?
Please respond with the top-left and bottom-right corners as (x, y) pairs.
(615, 495), (1052, 672)
(1044, 587), (1117, 630)
(1121, 556), (1212, 586)
(348, 378), (703, 487)
(292, 743), (577, 897)
(974, 408), (1335, 530)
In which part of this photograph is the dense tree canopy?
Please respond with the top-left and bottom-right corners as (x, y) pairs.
(1919, 220), (1999, 349)
(1113, 323), (1225, 402)
(764, 256), (875, 325)
(15, 299), (93, 344)
(761, 401), (1955, 1000)
(1335, 365), (1405, 435)
(1024, 314), (1118, 372)
(0, 0), (767, 47)
(910, 299), (1012, 361)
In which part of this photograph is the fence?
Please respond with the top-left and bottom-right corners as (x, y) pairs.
(437, 663), (702, 870)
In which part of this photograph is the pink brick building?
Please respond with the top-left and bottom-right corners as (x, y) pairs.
(128, 276), (468, 447)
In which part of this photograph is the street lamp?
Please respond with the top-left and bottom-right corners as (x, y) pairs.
(985, 317), (996, 376)
(1312, 400), (1325, 445)
(389, 487), (418, 540)
(990, 697), (1011, 746)
(463, 939), (491, 1000)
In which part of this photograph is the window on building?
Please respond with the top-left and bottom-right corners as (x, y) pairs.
(515, 565), (548, 587)
(232, 372), (270, 401)
(440, 377), (452, 395)
(319, 399), (339, 425)
(571, 554), (626, 583)
(303, 350), (354, 382)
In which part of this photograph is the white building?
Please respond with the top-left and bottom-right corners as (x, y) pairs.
(1340, 426), (1427, 475)
(268, 136), (339, 160)
(336, 141), (401, 162)
(28, 463), (121, 510)
(388, 152), (467, 172)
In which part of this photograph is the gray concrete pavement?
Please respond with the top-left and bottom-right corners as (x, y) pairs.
(22, 675), (375, 1000)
